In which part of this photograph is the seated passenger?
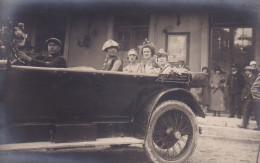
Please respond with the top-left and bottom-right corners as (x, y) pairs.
(137, 41), (159, 74)
(17, 38), (67, 68)
(123, 49), (140, 73)
(102, 39), (123, 71)
(157, 50), (172, 74)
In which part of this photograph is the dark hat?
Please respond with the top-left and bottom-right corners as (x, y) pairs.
(46, 38), (62, 46)
(214, 66), (222, 72)
(231, 63), (239, 68)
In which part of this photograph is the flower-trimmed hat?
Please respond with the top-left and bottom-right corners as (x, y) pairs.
(102, 39), (119, 52)
(46, 38), (62, 46)
(157, 49), (168, 58)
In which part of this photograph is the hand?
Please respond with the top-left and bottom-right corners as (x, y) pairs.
(18, 51), (32, 62)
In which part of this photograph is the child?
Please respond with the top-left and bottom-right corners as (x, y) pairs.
(123, 49), (140, 73)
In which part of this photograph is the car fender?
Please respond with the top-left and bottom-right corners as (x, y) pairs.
(132, 88), (205, 138)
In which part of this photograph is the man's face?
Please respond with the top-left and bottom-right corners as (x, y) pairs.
(231, 67), (238, 72)
(245, 70), (252, 76)
(143, 48), (152, 59)
(106, 47), (117, 57)
(128, 54), (137, 63)
(48, 42), (61, 55)
(251, 64), (256, 68)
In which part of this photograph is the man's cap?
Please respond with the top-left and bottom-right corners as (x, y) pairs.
(46, 38), (62, 46)
(244, 66), (256, 70)
(250, 61), (257, 66)
(102, 39), (119, 52)
(231, 63), (239, 68)
(127, 49), (138, 56)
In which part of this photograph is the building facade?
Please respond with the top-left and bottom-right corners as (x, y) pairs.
(3, 0), (260, 73)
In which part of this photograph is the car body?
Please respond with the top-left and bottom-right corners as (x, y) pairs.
(0, 60), (206, 162)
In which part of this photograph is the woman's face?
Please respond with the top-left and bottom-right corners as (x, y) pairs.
(142, 47), (152, 60)
(157, 56), (167, 66)
(128, 54), (137, 63)
(106, 47), (117, 56)
(216, 70), (220, 75)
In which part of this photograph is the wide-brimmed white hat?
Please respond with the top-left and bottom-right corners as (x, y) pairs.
(102, 39), (119, 52)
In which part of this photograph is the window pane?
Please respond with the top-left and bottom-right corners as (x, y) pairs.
(116, 30), (131, 50)
(133, 28), (148, 48)
(233, 28), (253, 68)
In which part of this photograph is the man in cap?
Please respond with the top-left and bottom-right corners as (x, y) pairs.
(102, 39), (122, 71)
(238, 66), (257, 128)
(17, 38), (66, 68)
(227, 63), (245, 118)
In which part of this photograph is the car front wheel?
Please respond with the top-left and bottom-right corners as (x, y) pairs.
(144, 100), (198, 163)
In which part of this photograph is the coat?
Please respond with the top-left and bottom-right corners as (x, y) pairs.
(226, 71), (245, 95)
(210, 73), (226, 111)
(251, 74), (260, 102)
(241, 74), (257, 100)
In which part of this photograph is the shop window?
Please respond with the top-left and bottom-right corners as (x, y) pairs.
(114, 15), (149, 50)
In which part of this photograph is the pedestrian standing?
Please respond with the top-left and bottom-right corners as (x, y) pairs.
(227, 64), (245, 118)
(238, 66), (257, 128)
(201, 67), (210, 115)
(251, 73), (260, 131)
(209, 66), (226, 116)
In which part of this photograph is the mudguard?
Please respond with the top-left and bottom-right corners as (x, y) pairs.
(133, 88), (205, 138)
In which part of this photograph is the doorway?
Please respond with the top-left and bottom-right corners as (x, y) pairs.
(210, 27), (254, 73)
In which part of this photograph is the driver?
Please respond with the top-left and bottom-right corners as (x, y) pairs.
(17, 38), (67, 68)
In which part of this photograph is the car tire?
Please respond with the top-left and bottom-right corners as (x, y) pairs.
(144, 100), (198, 163)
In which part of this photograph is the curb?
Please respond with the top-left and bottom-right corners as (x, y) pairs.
(199, 124), (260, 142)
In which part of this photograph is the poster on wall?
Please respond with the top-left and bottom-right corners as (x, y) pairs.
(166, 32), (190, 65)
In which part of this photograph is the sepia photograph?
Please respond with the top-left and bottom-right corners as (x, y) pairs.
(0, 0), (260, 162)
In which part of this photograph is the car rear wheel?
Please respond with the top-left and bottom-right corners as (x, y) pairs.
(144, 100), (198, 163)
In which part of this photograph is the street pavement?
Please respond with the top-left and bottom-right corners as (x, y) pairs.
(1, 114), (260, 163)
(198, 113), (260, 142)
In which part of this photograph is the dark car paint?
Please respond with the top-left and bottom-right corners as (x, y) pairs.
(0, 63), (205, 144)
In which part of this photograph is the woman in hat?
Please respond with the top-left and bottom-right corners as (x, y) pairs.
(102, 39), (123, 71)
(123, 48), (140, 73)
(137, 40), (159, 74)
(157, 49), (172, 74)
(209, 66), (227, 116)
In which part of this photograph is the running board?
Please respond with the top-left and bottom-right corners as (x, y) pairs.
(0, 137), (144, 151)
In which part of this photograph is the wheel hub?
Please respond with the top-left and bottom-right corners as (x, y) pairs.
(174, 131), (182, 139)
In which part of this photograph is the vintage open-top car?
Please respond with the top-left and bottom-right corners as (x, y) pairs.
(0, 60), (206, 163)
